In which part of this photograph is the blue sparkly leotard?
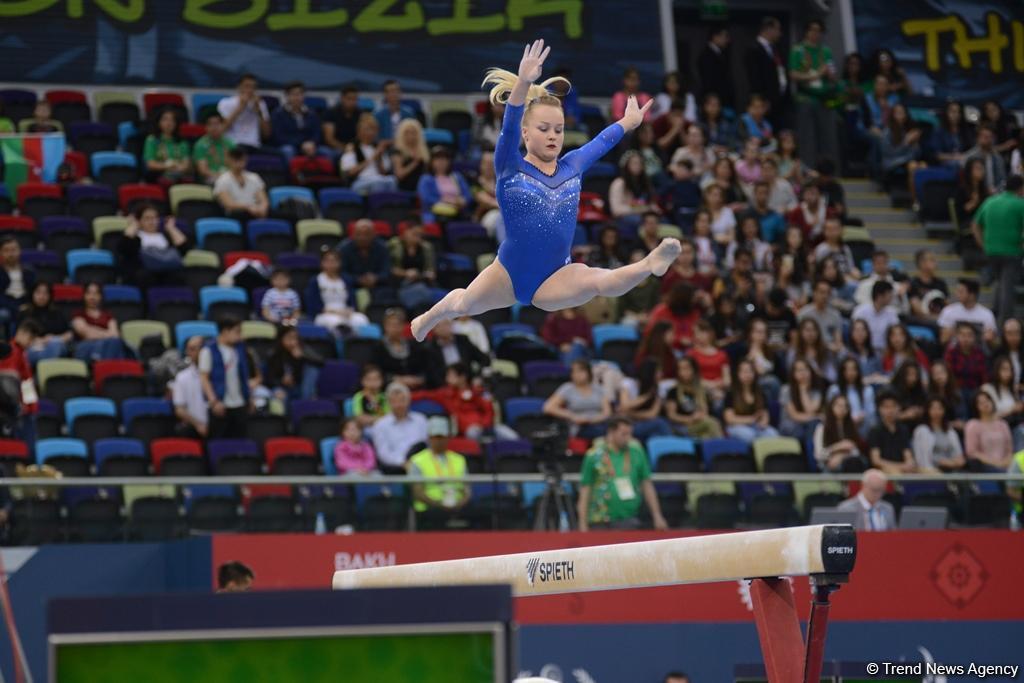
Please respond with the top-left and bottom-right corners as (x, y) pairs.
(494, 103), (624, 304)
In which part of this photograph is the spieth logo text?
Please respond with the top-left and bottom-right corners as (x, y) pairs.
(526, 557), (575, 586)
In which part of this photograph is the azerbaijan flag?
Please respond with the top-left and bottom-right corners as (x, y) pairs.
(0, 133), (66, 197)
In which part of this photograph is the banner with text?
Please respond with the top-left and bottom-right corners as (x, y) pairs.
(0, 1), (662, 95)
(853, 0), (1024, 108)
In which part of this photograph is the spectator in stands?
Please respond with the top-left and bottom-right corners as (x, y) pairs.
(21, 100), (60, 133)
(198, 316), (252, 439)
(996, 318), (1024, 388)
(703, 157), (746, 211)
(774, 226), (811, 303)
(0, 320), (40, 445)
(882, 324), (930, 377)
(217, 561), (254, 592)
(855, 250), (909, 312)
(937, 278), (997, 345)
(636, 212), (663, 254)
(699, 93), (737, 155)
(193, 113), (235, 184)
(421, 319), (488, 389)
(417, 146), (472, 223)
(703, 184), (736, 250)
(864, 75), (898, 133)
(708, 293), (746, 351)
(955, 157), (993, 224)
(587, 225), (626, 271)
(265, 325), (322, 402)
(651, 71), (696, 122)
(740, 317), (781, 395)
(787, 317), (837, 382)
(697, 26), (734, 109)
(837, 469), (896, 531)
(610, 151), (659, 229)
(891, 360), (927, 427)
(578, 416), (667, 531)
(908, 249), (948, 325)
(776, 130), (808, 187)
(17, 282), (70, 362)
(815, 159), (846, 217)
(670, 126), (715, 179)
(473, 151), (503, 239)
(913, 397), (965, 472)
(788, 18), (838, 168)
(853, 281), (900, 352)
(375, 308), (425, 389)
(611, 66), (652, 122)
(687, 320), (730, 406)
(0, 237), (34, 331)
(542, 307), (592, 365)
(876, 103), (926, 204)
(333, 417), (379, 475)
(971, 175), (1024, 323)
(374, 79), (416, 141)
(780, 358), (824, 442)
(725, 214), (771, 274)
(814, 395), (865, 472)
(869, 48), (911, 97)
(271, 81), (322, 160)
(663, 158), (702, 229)
(665, 355), (722, 438)
(408, 416), (470, 521)
(963, 124), (1007, 191)
(171, 335), (208, 438)
(213, 148), (269, 221)
(978, 100), (1019, 156)
(964, 388), (1013, 472)
(1012, 130), (1024, 177)
(944, 322), (989, 392)
(351, 364), (388, 432)
(867, 392), (917, 474)
(788, 182), (831, 241)
(928, 360), (968, 429)
(476, 100), (504, 149)
(340, 218), (392, 295)
(760, 287), (797, 356)
(341, 113), (397, 194)
(391, 119), (428, 193)
(844, 318), (885, 383)
(739, 94), (777, 153)
(724, 359), (778, 442)
(646, 281), (702, 353)
(323, 84), (362, 151)
(617, 359), (672, 441)
(388, 222), (437, 311)
(143, 109), (191, 184)
(372, 381), (427, 472)
(661, 239), (714, 296)
(799, 279), (843, 354)
(305, 248), (370, 333)
(412, 363), (511, 440)
(744, 16), (787, 130)
(933, 101), (972, 167)
(119, 202), (189, 289)
(735, 138), (764, 192)
(827, 356), (877, 435)
(70, 283), (124, 361)
(692, 211), (720, 276)
(218, 73), (271, 149)
(982, 356), (1024, 449)
(761, 157), (798, 215)
(544, 359), (612, 439)
(260, 269), (302, 325)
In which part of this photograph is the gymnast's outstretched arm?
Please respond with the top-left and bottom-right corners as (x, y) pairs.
(563, 95), (653, 176)
(493, 40), (550, 176)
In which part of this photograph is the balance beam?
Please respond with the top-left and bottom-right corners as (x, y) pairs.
(332, 524), (856, 595)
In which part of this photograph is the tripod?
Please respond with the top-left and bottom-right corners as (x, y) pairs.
(533, 462), (577, 531)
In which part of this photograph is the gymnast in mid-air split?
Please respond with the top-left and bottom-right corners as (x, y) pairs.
(411, 39), (681, 341)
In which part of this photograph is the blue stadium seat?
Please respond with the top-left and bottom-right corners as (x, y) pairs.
(646, 436), (697, 468)
(269, 186), (315, 210)
(320, 436), (339, 475)
(424, 128), (453, 146)
(35, 438), (88, 466)
(103, 284), (142, 304)
(191, 93), (228, 121)
(195, 217), (242, 249)
(66, 248), (115, 281)
(907, 325), (936, 344)
(592, 324), (640, 353)
(198, 286), (247, 318)
(316, 360), (359, 398)
(489, 323), (534, 347)
(175, 320), (218, 351)
(318, 187), (363, 212)
(502, 397), (545, 426)
(354, 323), (382, 339)
(246, 219), (293, 250)
(93, 438), (146, 472)
(64, 397), (117, 430)
(90, 151), (136, 177)
(700, 438), (751, 469)
(121, 398), (173, 428)
(410, 399), (447, 416)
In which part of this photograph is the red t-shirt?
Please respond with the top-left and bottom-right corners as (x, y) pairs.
(645, 303), (702, 351)
(688, 346), (729, 382)
(0, 341), (37, 414)
(72, 308), (113, 337)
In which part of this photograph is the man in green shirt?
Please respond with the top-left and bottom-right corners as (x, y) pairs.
(972, 175), (1024, 322)
(788, 18), (839, 168)
(578, 417), (668, 531)
(193, 112), (236, 185)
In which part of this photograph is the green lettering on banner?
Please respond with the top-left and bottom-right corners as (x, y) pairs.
(507, 0), (583, 39)
(183, 0), (268, 29)
(426, 0), (504, 36)
(0, 0), (60, 18)
(352, 0), (425, 32)
(902, 12), (1009, 74)
(66, 0), (144, 21)
(266, 0), (347, 30)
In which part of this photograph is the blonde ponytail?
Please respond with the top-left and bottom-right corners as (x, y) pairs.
(482, 67), (571, 107)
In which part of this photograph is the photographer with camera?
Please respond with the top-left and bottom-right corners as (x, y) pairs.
(577, 417), (668, 531)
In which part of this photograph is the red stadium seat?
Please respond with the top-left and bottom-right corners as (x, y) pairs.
(51, 283), (83, 302)
(223, 251), (271, 269)
(264, 437), (316, 470)
(346, 219), (392, 238)
(63, 151), (88, 182)
(150, 438), (203, 474)
(118, 183), (167, 212)
(398, 220), (441, 239)
(446, 437), (481, 457)
(16, 182), (62, 210)
(178, 122), (205, 141)
(142, 92), (186, 118)
(92, 359), (144, 393)
(0, 438), (30, 463)
(0, 215), (35, 232)
(46, 90), (88, 105)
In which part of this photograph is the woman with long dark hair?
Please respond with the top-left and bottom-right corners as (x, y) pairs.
(741, 317), (780, 396)
(912, 397), (965, 472)
(995, 317), (1024, 390)
(814, 394), (866, 472)
(635, 319), (677, 380)
(881, 323), (930, 375)
(876, 103), (926, 203)
(844, 318), (886, 383)
(891, 360), (927, 427)
(979, 99), (1019, 155)
(265, 325), (324, 401)
(963, 389), (1013, 472)
(665, 355), (723, 438)
(645, 281), (702, 352)
(786, 317), (836, 383)
(779, 358), (824, 442)
(724, 359), (778, 442)
(143, 109), (191, 184)
(699, 92), (737, 154)
(826, 356), (877, 436)
(609, 150), (659, 227)
(660, 239), (715, 296)
(70, 282), (127, 361)
(869, 48), (911, 96)
(954, 156), (992, 223)
(651, 70), (696, 122)
(980, 355), (1024, 450)
(17, 282), (71, 362)
(933, 100), (973, 166)
(617, 358), (673, 440)
(927, 360), (968, 429)
(588, 224), (628, 270)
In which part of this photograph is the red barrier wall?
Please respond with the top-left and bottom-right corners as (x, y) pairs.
(212, 530), (1024, 623)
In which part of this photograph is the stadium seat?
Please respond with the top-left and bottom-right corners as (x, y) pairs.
(19, 249), (63, 284)
(185, 485), (241, 532)
(68, 121), (117, 157)
(39, 216), (91, 255)
(241, 320), (277, 359)
(752, 436), (807, 473)
(245, 413), (289, 445)
(296, 218), (343, 252)
(17, 183), (65, 223)
(182, 249), (222, 290)
(320, 436), (340, 475)
(247, 219), (296, 256)
(191, 92), (228, 123)
(0, 215), (37, 250)
(148, 287), (199, 327)
(46, 89), (91, 129)
(142, 92), (187, 119)
(592, 324), (640, 353)
(91, 215), (127, 252)
(94, 91), (139, 127)
(66, 248), (116, 284)
(0, 439), (30, 470)
(265, 437), (318, 476)
(318, 188), (365, 225)
(199, 285), (248, 320)
(223, 251), (271, 270)
(694, 491), (742, 529)
(121, 398), (174, 443)
(424, 128), (454, 146)
(91, 151), (138, 190)
(65, 397), (119, 445)
(93, 438), (148, 477)
(269, 185), (315, 210)
(646, 436), (697, 468)
(502, 397), (545, 426)
(35, 437), (89, 476)
(340, 337), (381, 366)
(9, 499), (63, 545)
(367, 191), (416, 226)
(489, 323), (534, 347)
(169, 184), (220, 225)
(118, 183), (167, 214)
(37, 358), (90, 405)
(128, 495), (183, 541)
(70, 185), (118, 225)
(290, 399), (340, 444)
(446, 222), (494, 259)
(150, 437), (205, 476)
(175, 320), (217, 351)
(101, 284), (144, 322)
(195, 217), (245, 255)
(67, 496), (124, 542)
(63, 151), (89, 182)
(274, 251), (320, 293)
(410, 399), (447, 417)
(92, 358), (146, 403)
(208, 438), (263, 476)
(701, 438), (754, 472)
(315, 360), (359, 399)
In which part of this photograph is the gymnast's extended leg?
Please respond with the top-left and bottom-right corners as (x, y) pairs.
(531, 238), (681, 311)
(411, 259), (517, 341)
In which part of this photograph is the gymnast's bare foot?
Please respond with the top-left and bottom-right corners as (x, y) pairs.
(647, 238), (681, 277)
(410, 311), (437, 342)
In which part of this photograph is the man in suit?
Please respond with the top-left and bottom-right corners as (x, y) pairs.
(744, 16), (789, 129)
(421, 319), (489, 388)
(697, 26), (734, 110)
(838, 469), (897, 531)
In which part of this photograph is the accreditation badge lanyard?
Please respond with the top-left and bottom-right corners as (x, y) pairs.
(604, 449), (636, 501)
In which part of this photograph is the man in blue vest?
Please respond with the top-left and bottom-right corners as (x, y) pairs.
(199, 315), (252, 439)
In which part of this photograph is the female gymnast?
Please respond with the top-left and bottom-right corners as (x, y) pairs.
(411, 39), (681, 341)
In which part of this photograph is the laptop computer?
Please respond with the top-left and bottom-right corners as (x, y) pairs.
(898, 506), (948, 530)
(809, 508), (858, 526)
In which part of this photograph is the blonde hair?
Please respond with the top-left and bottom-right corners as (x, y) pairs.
(393, 118), (429, 160)
(482, 68), (570, 113)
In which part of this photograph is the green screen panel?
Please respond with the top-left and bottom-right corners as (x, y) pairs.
(56, 631), (496, 683)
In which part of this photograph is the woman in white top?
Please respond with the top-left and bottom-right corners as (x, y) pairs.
(650, 71), (697, 122)
(669, 126), (715, 178)
(608, 151), (659, 224)
(912, 397), (965, 472)
(340, 113), (397, 194)
(981, 355), (1024, 450)
(702, 184), (735, 249)
(309, 249), (369, 333)
(813, 394), (864, 472)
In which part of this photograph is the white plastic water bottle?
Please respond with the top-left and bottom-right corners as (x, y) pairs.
(315, 512), (327, 535)
(1010, 510), (1021, 532)
(558, 510), (570, 532)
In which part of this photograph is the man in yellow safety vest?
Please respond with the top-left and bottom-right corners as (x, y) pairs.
(407, 416), (471, 528)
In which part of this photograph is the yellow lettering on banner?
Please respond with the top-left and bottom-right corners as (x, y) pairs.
(426, 0), (504, 36)
(1013, 20), (1024, 72)
(70, 0), (144, 21)
(353, 0), (424, 32)
(0, 0), (60, 18)
(902, 12), (1009, 73)
(183, 0), (268, 29)
(507, 0), (583, 39)
(267, 0), (347, 30)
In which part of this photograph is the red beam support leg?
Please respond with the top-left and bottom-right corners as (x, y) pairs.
(803, 583), (838, 683)
(750, 577), (804, 683)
